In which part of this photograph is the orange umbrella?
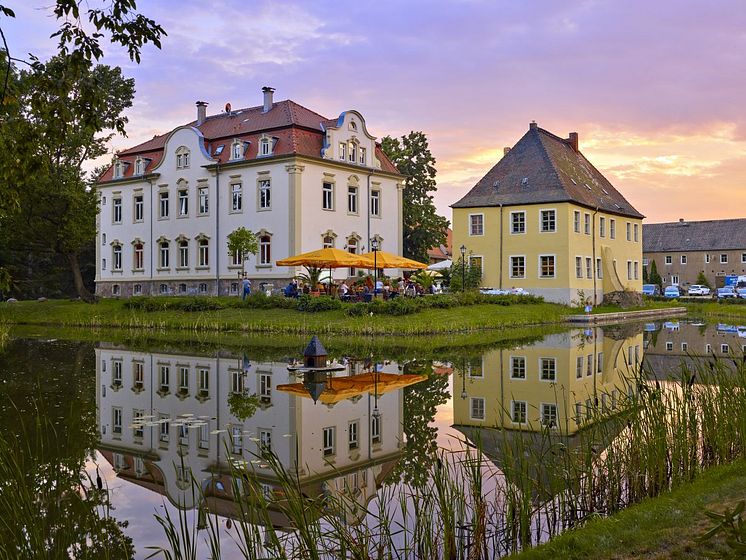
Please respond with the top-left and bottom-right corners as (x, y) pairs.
(277, 373), (425, 404)
(276, 247), (374, 269)
(360, 250), (428, 270)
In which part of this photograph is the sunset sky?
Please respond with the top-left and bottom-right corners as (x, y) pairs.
(5, 0), (746, 223)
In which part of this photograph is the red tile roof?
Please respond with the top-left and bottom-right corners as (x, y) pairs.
(427, 227), (452, 260)
(98, 99), (400, 183)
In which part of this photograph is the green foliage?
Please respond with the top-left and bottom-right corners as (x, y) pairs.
(227, 391), (261, 422)
(226, 227), (258, 276)
(696, 271), (711, 289)
(296, 295), (342, 312)
(343, 292), (544, 316)
(381, 132), (449, 262)
(448, 255), (482, 292)
(697, 500), (746, 555)
(642, 264), (649, 283)
(296, 266), (323, 289)
(412, 270), (434, 292)
(648, 260), (663, 289)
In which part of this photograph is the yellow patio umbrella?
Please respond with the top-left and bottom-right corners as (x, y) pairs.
(277, 372), (425, 405)
(276, 247), (374, 269)
(360, 250), (428, 270)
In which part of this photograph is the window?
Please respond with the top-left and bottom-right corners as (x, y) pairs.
(634, 223), (639, 242)
(681, 255), (687, 264)
(371, 415), (381, 444)
(102, 258), (107, 270)
(359, 147), (366, 165)
(599, 217), (606, 237)
(706, 254), (711, 263)
(584, 213), (591, 235)
(665, 255), (672, 265)
(198, 186), (208, 214)
(742, 253), (746, 263)
(576, 356), (583, 379)
(133, 243), (144, 270)
(510, 256), (525, 278)
(258, 179), (271, 210)
(159, 241), (169, 268)
(112, 197), (122, 224)
(540, 210), (556, 232)
(671, 274), (679, 285)
(112, 360), (122, 386)
(179, 366), (189, 393)
(112, 284), (120, 296)
(596, 258), (603, 279)
(231, 183), (242, 212)
(348, 421), (359, 450)
(198, 368), (209, 395)
(102, 233), (106, 245)
(634, 261), (639, 280)
(322, 235), (335, 249)
(347, 186), (358, 214)
(643, 257), (649, 266)
(666, 341), (673, 351)
(510, 356), (526, 379)
(469, 214), (484, 236)
(575, 256), (583, 279)
(626, 222), (631, 241)
(178, 189), (188, 216)
(176, 147), (190, 169)
(133, 410), (144, 439)
(232, 141), (243, 160)
(682, 342), (688, 352)
(112, 244), (122, 271)
(178, 283), (187, 294)
(610, 219), (616, 239)
(323, 427), (335, 456)
(199, 282), (208, 294)
(587, 354), (593, 376)
(470, 397), (486, 420)
(469, 256), (483, 277)
(539, 255), (555, 278)
(133, 283), (142, 295)
(259, 235), (271, 265)
(159, 365), (170, 392)
(135, 158), (143, 175)
(339, 142), (346, 160)
(133, 362), (144, 390)
(231, 370), (244, 394)
(512, 211), (526, 234)
(199, 425), (209, 450)
(133, 195), (144, 222)
(348, 141), (357, 163)
(260, 138), (271, 156)
(178, 240), (189, 268)
(347, 237), (358, 276)
(231, 249), (242, 267)
(721, 254), (728, 264)
(159, 191), (169, 218)
(541, 403), (558, 428)
(540, 358), (556, 381)
(113, 407), (122, 435)
(573, 211), (580, 233)
(627, 261), (633, 280)
(586, 257), (593, 279)
(230, 282), (238, 294)
(322, 182), (334, 210)
(258, 429), (272, 454)
(597, 352), (603, 373)
(113, 161), (123, 179)
(370, 189), (380, 217)
(511, 401), (527, 424)
(198, 238), (209, 267)
(721, 344), (730, 354)
(706, 343), (712, 354)
(259, 373), (271, 403)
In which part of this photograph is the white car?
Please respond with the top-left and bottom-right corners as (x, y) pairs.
(687, 285), (711, 296)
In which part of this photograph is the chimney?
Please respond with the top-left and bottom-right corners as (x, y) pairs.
(529, 121), (538, 130)
(503, 147), (511, 156)
(262, 86), (275, 113)
(679, 218), (685, 223)
(196, 101), (208, 125)
(568, 132), (579, 152)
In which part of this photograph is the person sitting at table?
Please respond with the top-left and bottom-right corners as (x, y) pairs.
(284, 279), (298, 298)
(339, 281), (350, 299)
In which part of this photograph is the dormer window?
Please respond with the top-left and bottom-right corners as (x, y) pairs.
(113, 160), (123, 179)
(349, 120), (357, 131)
(348, 141), (357, 163)
(259, 137), (272, 157)
(231, 140), (244, 160)
(134, 158), (144, 175)
(359, 147), (366, 165)
(339, 142), (346, 160)
(176, 146), (190, 169)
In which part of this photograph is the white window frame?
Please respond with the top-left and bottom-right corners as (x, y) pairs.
(134, 194), (144, 222)
(348, 420), (359, 450)
(511, 400), (527, 424)
(610, 218), (616, 239)
(178, 240), (189, 268)
(370, 189), (381, 217)
(178, 188), (188, 217)
(586, 257), (593, 279)
(538, 254), (556, 278)
(539, 357), (556, 381)
(258, 179), (271, 210)
(259, 234), (272, 266)
(599, 216), (606, 237)
(634, 223), (639, 242)
(509, 255), (525, 279)
(539, 209), (556, 233)
(541, 403), (558, 428)
(469, 213), (484, 236)
(159, 241), (170, 269)
(347, 185), (358, 214)
(584, 213), (591, 235)
(469, 397), (486, 421)
(665, 255), (672, 265)
(322, 182), (334, 211)
(511, 211), (526, 234)
(159, 191), (169, 219)
(323, 426), (336, 457)
(198, 186), (209, 215)
(198, 238), (209, 267)
(573, 210), (580, 233)
(510, 356), (526, 379)
(575, 256), (583, 279)
(112, 244), (122, 271)
(231, 183), (242, 212)
(720, 254), (728, 264)
(680, 255), (687, 265)
(113, 197), (122, 224)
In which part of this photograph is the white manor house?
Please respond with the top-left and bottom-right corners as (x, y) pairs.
(95, 87), (403, 297)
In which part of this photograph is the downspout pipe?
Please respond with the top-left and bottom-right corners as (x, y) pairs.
(149, 178), (154, 293)
(499, 204), (504, 289)
(592, 207), (598, 305)
(215, 164), (221, 295)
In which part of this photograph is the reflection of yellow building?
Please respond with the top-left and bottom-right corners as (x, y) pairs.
(453, 327), (643, 436)
(451, 124), (643, 305)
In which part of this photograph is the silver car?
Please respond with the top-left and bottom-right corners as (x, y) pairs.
(687, 285), (711, 296)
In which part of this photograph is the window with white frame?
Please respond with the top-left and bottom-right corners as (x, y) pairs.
(576, 355), (583, 379)
(102, 258), (106, 270)
(113, 407), (122, 435)
(231, 249), (242, 267)
(540, 210), (556, 232)
(540, 357), (556, 381)
(198, 368), (209, 395)
(370, 189), (380, 217)
(347, 186), (358, 214)
(721, 344), (730, 354)
(159, 365), (170, 392)
(198, 186), (208, 214)
(539, 255), (555, 278)
(584, 213), (591, 234)
(371, 414), (381, 444)
(179, 366), (189, 393)
(512, 211), (526, 234)
(666, 341), (673, 351)
(348, 420), (359, 450)
(178, 188), (188, 216)
(610, 218), (616, 239)
(541, 403), (558, 427)
(573, 211), (580, 233)
(259, 372), (271, 403)
(339, 142), (346, 160)
(627, 261), (632, 280)
(348, 141), (357, 163)
(600, 216), (606, 237)
(322, 182), (334, 210)
(199, 424), (209, 450)
(510, 256), (525, 278)
(134, 194), (144, 222)
(159, 416), (170, 442)
(469, 214), (484, 235)
(470, 397), (486, 420)
(231, 183), (242, 212)
(681, 255), (687, 264)
(135, 158), (144, 175)
(133, 283), (142, 295)
(258, 179), (271, 209)
(231, 141), (244, 160)
(665, 255), (672, 265)
(323, 426), (335, 456)
(721, 254), (728, 264)
(634, 223), (639, 242)
(112, 360), (122, 386)
(112, 284), (120, 296)
(176, 147), (190, 169)
(113, 160), (123, 179)
(596, 258), (603, 279)
(512, 401), (527, 424)
(198, 238), (209, 267)
(112, 244), (122, 271)
(231, 370), (244, 394)
(260, 138), (271, 156)
(359, 146), (366, 165)
(133, 410), (144, 439)
(113, 198), (122, 224)
(159, 241), (170, 268)
(586, 257), (592, 279)
(259, 235), (271, 265)
(133, 362), (144, 390)
(510, 356), (526, 379)
(178, 240), (189, 268)
(705, 254), (711, 263)
(626, 222), (631, 241)
(742, 253), (746, 263)
(576, 256), (583, 278)
(159, 191), (169, 218)
(634, 261), (639, 280)
(323, 235), (335, 249)
(587, 354), (593, 376)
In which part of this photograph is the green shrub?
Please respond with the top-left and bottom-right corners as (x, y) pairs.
(344, 302), (370, 317)
(296, 295), (342, 312)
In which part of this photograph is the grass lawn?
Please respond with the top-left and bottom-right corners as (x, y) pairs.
(510, 459), (746, 560)
(685, 301), (746, 322)
(0, 298), (572, 335)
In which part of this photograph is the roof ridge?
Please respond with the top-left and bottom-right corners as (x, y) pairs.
(285, 99), (330, 124)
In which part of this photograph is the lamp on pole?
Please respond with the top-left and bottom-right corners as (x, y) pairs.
(460, 244), (467, 292)
(371, 237), (379, 296)
(461, 358), (468, 400)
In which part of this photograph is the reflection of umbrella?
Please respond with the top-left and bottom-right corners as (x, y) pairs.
(276, 247), (373, 268)
(277, 373), (425, 404)
(427, 259), (452, 271)
(360, 250), (428, 270)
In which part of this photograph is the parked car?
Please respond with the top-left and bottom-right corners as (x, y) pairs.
(737, 287), (746, 299)
(717, 286), (738, 299)
(642, 284), (660, 296)
(663, 286), (681, 298)
(687, 284), (711, 296)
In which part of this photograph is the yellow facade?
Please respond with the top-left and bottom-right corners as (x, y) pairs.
(452, 202), (643, 305)
(452, 328), (643, 436)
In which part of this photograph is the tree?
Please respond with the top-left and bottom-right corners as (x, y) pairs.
(381, 132), (449, 263)
(448, 254), (482, 292)
(648, 260), (663, 290)
(0, 54), (135, 301)
(226, 227), (259, 277)
(696, 271), (711, 288)
(642, 264), (649, 283)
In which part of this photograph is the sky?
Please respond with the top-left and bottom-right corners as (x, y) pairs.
(4, 0), (746, 223)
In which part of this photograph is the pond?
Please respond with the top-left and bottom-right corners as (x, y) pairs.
(0, 319), (745, 558)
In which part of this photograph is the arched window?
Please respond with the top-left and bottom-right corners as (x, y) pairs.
(112, 284), (121, 296)
(135, 157), (144, 175)
(113, 160), (123, 179)
(133, 242), (144, 270)
(259, 235), (271, 265)
(159, 241), (170, 268)
(198, 238), (209, 267)
(323, 235), (335, 249)
(175, 146), (190, 169)
(177, 238), (189, 268)
(133, 284), (142, 295)
(259, 137), (271, 156)
(159, 283), (168, 294)
(347, 237), (358, 276)
(112, 244), (122, 271)
(231, 140), (244, 160)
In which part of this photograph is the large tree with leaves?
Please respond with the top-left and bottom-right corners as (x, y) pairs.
(0, 54), (135, 301)
(381, 132), (449, 263)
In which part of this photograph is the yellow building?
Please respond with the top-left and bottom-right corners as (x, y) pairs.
(451, 123), (644, 305)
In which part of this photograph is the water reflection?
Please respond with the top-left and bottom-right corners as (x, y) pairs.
(95, 345), (428, 527)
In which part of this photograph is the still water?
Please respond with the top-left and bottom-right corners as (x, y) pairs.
(0, 319), (743, 558)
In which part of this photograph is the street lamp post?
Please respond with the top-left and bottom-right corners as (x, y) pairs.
(460, 244), (466, 292)
(371, 237), (379, 296)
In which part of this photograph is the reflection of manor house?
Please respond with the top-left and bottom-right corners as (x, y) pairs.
(95, 346), (409, 525)
(453, 327), (643, 437)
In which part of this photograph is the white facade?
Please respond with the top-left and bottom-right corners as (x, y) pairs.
(96, 97), (403, 297)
